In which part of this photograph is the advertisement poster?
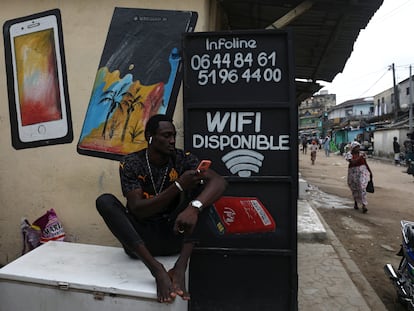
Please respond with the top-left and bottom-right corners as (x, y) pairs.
(78, 8), (197, 160)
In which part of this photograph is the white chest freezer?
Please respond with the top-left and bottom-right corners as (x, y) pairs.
(0, 241), (188, 311)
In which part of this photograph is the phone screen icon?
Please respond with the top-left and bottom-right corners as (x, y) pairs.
(14, 28), (62, 126)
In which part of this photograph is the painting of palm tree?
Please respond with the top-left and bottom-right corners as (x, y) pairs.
(121, 87), (143, 142)
(99, 83), (128, 139)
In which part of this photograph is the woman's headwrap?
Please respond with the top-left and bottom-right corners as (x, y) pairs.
(350, 141), (360, 150)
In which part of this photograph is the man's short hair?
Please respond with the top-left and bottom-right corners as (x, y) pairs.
(145, 114), (173, 139)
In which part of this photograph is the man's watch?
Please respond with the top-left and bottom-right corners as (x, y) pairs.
(190, 200), (203, 212)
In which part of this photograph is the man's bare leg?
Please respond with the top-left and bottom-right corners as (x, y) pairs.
(168, 242), (193, 300)
(134, 244), (176, 303)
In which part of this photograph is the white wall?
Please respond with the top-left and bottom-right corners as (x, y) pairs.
(0, 0), (213, 265)
(374, 77), (414, 116)
(372, 128), (408, 158)
(399, 78), (413, 110)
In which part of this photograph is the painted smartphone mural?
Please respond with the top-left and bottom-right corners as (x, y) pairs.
(3, 9), (73, 149)
(77, 8), (197, 160)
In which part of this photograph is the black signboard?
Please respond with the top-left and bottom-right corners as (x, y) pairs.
(183, 29), (297, 311)
(185, 106), (292, 176)
(183, 31), (291, 103)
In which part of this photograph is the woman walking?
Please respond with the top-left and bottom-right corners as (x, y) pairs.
(309, 140), (318, 165)
(345, 141), (372, 213)
(323, 135), (331, 156)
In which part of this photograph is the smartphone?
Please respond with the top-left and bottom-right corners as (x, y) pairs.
(197, 160), (212, 172)
(8, 12), (69, 143)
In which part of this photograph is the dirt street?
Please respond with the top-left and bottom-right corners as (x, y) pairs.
(299, 147), (414, 311)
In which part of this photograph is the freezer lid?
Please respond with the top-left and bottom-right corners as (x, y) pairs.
(0, 241), (179, 299)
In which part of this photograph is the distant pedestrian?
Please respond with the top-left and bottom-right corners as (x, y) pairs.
(301, 137), (308, 154)
(323, 135), (330, 157)
(393, 137), (401, 165)
(404, 133), (414, 162)
(309, 140), (318, 165)
(345, 141), (373, 214)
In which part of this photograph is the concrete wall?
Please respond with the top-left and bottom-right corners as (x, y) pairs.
(329, 100), (374, 119)
(374, 77), (413, 116)
(398, 77), (413, 110)
(373, 88), (392, 116)
(372, 128), (408, 159)
(0, 0), (213, 265)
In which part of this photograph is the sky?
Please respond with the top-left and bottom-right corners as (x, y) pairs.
(318, 0), (414, 105)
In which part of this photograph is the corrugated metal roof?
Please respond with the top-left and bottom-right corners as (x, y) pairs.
(218, 0), (384, 101)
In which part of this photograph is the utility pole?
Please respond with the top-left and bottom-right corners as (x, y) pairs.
(392, 63), (400, 120)
(410, 65), (413, 133)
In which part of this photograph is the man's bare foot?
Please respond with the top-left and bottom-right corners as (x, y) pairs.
(168, 267), (190, 300)
(153, 268), (177, 303)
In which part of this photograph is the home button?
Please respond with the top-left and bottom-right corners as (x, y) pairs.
(38, 125), (46, 134)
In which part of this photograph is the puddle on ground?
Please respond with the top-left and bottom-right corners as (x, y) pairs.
(306, 184), (354, 209)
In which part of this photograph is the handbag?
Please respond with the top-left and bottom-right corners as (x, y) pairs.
(366, 179), (374, 193)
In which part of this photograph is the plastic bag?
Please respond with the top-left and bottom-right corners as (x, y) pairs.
(33, 208), (66, 244)
(21, 218), (41, 254)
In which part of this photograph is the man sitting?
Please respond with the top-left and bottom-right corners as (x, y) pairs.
(96, 114), (227, 303)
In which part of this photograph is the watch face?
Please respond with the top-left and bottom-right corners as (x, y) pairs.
(192, 200), (203, 209)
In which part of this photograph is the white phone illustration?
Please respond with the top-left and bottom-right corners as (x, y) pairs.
(9, 14), (69, 143)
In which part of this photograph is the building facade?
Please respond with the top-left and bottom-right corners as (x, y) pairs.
(298, 91), (336, 138)
(374, 75), (414, 116)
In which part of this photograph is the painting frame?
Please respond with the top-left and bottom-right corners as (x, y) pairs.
(77, 7), (197, 161)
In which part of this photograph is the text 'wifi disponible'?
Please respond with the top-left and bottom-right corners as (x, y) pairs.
(222, 149), (264, 177)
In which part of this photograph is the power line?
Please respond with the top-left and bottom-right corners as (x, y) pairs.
(357, 68), (390, 98)
(396, 63), (414, 69)
(395, 63), (414, 84)
(357, 62), (414, 98)
(370, 0), (413, 24)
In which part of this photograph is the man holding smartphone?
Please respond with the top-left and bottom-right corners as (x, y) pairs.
(96, 114), (227, 303)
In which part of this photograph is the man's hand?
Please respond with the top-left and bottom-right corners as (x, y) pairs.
(173, 205), (199, 235)
(176, 170), (204, 191)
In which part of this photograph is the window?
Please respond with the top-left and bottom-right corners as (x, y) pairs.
(407, 87), (410, 95)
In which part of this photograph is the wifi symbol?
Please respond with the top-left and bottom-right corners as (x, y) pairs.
(222, 150), (264, 177)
